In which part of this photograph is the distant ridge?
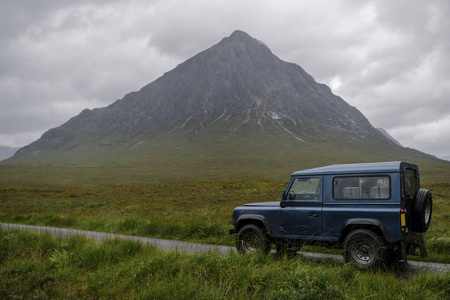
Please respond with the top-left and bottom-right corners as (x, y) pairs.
(0, 146), (18, 161)
(377, 128), (402, 146)
(5, 30), (446, 182)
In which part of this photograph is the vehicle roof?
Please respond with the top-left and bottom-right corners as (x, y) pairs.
(292, 161), (418, 176)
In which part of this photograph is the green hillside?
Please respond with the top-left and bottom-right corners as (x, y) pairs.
(2, 124), (448, 185)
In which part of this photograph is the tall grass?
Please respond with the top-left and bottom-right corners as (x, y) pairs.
(1, 229), (448, 299)
(0, 180), (449, 263)
(0, 180), (285, 244)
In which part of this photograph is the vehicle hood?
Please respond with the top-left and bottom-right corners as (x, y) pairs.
(243, 201), (280, 207)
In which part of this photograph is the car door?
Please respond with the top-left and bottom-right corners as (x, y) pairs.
(280, 176), (322, 237)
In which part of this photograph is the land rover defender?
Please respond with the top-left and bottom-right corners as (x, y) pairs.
(229, 162), (432, 269)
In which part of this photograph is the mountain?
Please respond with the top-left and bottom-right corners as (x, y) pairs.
(5, 30), (447, 183)
(377, 128), (402, 146)
(0, 146), (18, 161)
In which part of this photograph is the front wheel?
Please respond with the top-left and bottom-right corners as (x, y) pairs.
(236, 224), (270, 254)
(343, 229), (386, 269)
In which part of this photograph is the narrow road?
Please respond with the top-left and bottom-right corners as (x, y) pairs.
(1, 223), (448, 274)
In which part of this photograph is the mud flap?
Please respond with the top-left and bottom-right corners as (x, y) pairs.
(418, 234), (427, 258)
(407, 233), (427, 258)
(400, 240), (408, 264)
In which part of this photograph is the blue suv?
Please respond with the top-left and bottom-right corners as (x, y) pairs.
(230, 162), (432, 269)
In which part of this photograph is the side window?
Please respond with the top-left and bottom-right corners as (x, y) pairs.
(333, 176), (390, 200)
(287, 177), (320, 201)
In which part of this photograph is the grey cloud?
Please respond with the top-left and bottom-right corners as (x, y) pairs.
(0, 0), (449, 158)
(0, 0), (178, 139)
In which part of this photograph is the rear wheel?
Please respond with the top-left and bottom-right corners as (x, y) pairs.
(236, 224), (270, 254)
(343, 229), (386, 269)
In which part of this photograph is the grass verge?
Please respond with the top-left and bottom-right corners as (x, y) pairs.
(0, 180), (448, 263)
(1, 229), (449, 299)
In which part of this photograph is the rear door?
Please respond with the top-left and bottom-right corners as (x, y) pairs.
(402, 167), (420, 230)
(280, 176), (322, 237)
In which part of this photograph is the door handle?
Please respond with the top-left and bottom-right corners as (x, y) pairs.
(309, 213), (319, 218)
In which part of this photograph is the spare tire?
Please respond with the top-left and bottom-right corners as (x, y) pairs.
(412, 189), (432, 233)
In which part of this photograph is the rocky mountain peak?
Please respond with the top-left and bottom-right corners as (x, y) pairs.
(221, 30), (271, 53)
(13, 30), (392, 159)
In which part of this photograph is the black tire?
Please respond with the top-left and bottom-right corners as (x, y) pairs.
(236, 224), (270, 255)
(343, 229), (386, 269)
(412, 189), (432, 233)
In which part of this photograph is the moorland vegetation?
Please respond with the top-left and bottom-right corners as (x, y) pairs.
(1, 228), (449, 299)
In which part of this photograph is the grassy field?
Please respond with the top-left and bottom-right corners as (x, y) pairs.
(0, 180), (449, 263)
(1, 228), (448, 299)
(4, 121), (450, 186)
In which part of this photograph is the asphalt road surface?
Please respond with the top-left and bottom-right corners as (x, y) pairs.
(1, 223), (448, 275)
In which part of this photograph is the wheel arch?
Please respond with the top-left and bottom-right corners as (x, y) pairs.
(236, 214), (272, 236)
(339, 218), (390, 244)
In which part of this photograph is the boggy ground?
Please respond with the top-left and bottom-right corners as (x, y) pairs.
(0, 180), (448, 263)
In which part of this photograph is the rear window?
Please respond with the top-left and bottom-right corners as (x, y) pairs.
(404, 169), (418, 198)
(333, 176), (390, 200)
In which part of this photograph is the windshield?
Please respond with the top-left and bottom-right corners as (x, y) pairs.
(287, 177), (320, 201)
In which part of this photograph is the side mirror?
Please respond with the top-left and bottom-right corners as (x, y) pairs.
(281, 191), (286, 208)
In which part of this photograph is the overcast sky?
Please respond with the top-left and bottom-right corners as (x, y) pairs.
(1, 0), (449, 158)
